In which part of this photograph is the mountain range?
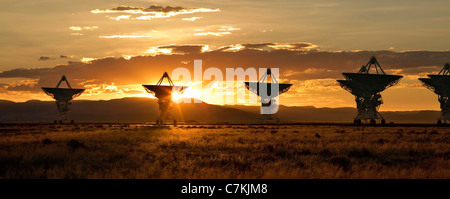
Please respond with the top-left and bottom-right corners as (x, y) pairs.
(0, 97), (441, 123)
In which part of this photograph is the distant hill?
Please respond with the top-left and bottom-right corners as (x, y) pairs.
(0, 98), (260, 123)
(226, 104), (441, 123)
(0, 97), (441, 123)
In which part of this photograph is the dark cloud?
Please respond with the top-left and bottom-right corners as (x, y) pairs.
(0, 83), (8, 89)
(39, 55), (71, 61)
(241, 43), (274, 49)
(282, 68), (343, 81)
(396, 66), (442, 76)
(91, 5), (219, 21)
(218, 42), (317, 52)
(38, 56), (51, 61)
(92, 5), (219, 16)
(112, 5), (185, 13)
(158, 45), (204, 54)
(5, 80), (41, 92)
(287, 43), (315, 49)
(1, 43), (449, 93)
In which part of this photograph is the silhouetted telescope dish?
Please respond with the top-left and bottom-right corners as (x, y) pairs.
(244, 82), (292, 97)
(337, 73), (402, 94)
(244, 68), (292, 98)
(244, 68), (292, 123)
(42, 88), (85, 101)
(418, 63), (450, 124)
(41, 75), (84, 123)
(419, 75), (450, 96)
(142, 72), (188, 125)
(142, 72), (188, 99)
(41, 75), (84, 101)
(142, 85), (188, 99)
(336, 56), (403, 125)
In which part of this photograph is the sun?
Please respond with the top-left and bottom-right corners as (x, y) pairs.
(172, 91), (182, 103)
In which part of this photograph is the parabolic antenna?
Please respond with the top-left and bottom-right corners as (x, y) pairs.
(244, 83), (293, 98)
(419, 63), (450, 124)
(41, 75), (85, 123)
(142, 85), (187, 100)
(244, 68), (293, 123)
(41, 88), (85, 101)
(337, 57), (402, 125)
(142, 72), (188, 125)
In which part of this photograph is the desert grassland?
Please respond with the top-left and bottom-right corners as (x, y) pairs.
(0, 124), (448, 179)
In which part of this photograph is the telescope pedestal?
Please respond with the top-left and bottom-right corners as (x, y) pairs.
(56, 100), (71, 123)
(258, 114), (280, 124)
(258, 100), (280, 124)
(438, 96), (450, 124)
(156, 99), (177, 125)
(354, 95), (385, 124)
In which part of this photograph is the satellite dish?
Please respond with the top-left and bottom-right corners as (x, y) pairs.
(419, 63), (450, 124)
(41, 75), (85, 124)
(142, 72), (188, 125)
(244, 68), (293, 123)
(337, 57), (402, 125)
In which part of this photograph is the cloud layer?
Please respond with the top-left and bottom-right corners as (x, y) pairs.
(1, 42), (449, 91)
(91, 5), (220, 20)
(0, 42), (449, 110)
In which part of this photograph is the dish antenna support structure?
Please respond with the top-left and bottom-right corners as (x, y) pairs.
(244, 69), (292, 123)
(142, 72), (187, 125)
(41, 75), (85, 124)
(337, 57), (402, 125)
(419, 63), (450, 124)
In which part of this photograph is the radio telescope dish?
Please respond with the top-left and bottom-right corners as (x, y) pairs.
(337, 57), (402, 125)
(142, 72), (188, 125)
(41, 75), (85, 124)
(419, 63), (450, 124)
(244, 68), (293, 123)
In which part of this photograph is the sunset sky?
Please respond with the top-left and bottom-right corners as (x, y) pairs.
(1, 0), (450, 111)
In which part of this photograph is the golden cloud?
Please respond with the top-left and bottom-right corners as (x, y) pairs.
(99, 34), (152, 39)
(91, 5), (219, 20)
(216, 42), (318, 52)
(182, 17), (202, 21)
(193, 26), (240, 37)
(1, 43), (449, 95)
(69, 26), (99, 31)
(194, 32), (231, 36)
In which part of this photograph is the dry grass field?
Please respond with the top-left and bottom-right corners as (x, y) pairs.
(0, 123), (448, 179)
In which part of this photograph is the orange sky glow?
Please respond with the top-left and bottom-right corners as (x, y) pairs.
(0, 0), (449, 111)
